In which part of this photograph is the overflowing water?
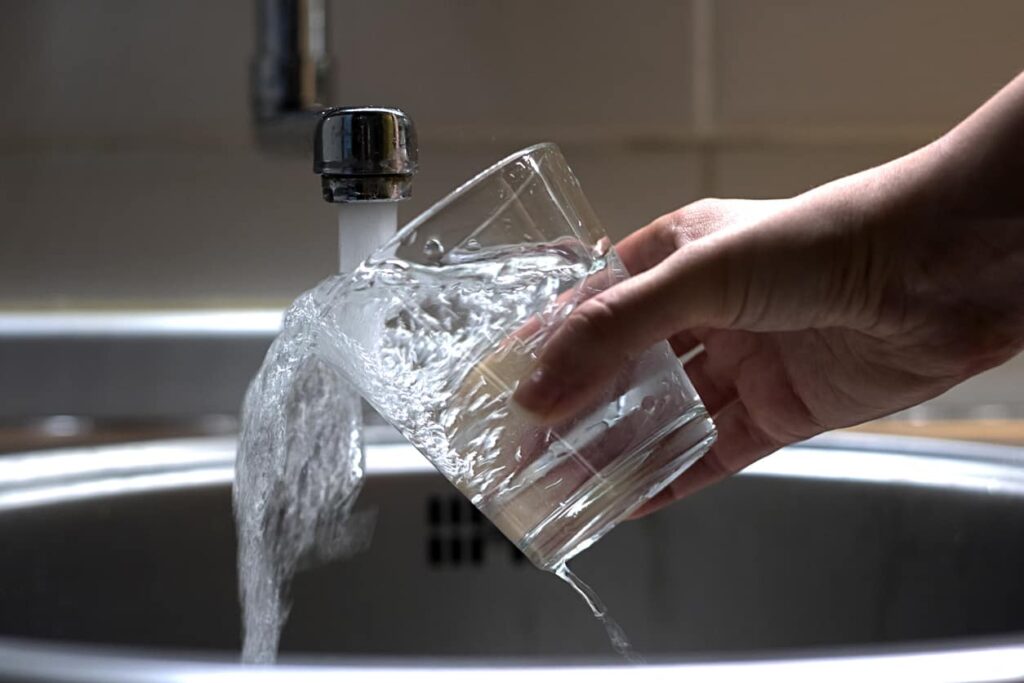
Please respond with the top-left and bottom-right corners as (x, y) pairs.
(233, 277), (374, 663)
(317, 240), (705, 570)
(312, 238), (706, 662)
(232, 203), (400, 663)
(234, 224), (697, 662)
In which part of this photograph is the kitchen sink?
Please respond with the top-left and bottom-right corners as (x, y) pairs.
(1, 432), (1023, 681)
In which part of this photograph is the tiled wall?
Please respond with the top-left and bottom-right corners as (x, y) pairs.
(1, 0), (1022, 417)
(2, 0), (1022, 305)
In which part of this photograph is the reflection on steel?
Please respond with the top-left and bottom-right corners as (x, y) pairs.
(0, 311), (283, 339)
(252, 0), (329, 151)
(4, 432), (1020, 512)
(1, 433), (1023, 681)
(0, 638), (1021, 683)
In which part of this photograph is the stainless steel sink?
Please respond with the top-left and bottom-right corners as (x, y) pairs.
(1, 432), (1023, 682)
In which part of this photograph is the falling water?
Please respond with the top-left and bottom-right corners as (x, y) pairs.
(233, 201), (644, 663)
(554, 564), (644, 664)
(232, 204), (398, 663)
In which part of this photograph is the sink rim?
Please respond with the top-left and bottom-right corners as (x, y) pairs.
(0, 631), (1022, 682)
(1, 432), (1023, 681)
(2, 431), (1023, 514)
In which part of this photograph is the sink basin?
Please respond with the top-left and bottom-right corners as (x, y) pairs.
(1, 432), (1023, 681)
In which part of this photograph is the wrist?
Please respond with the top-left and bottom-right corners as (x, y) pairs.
(864, 135), (1024, 376)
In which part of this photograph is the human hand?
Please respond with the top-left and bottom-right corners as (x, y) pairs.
(512, 72), (1024, 515)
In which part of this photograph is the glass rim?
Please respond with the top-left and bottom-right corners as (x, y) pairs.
(377, 141), (562, 257)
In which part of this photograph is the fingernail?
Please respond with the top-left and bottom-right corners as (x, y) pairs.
(512, 366), (563, 418)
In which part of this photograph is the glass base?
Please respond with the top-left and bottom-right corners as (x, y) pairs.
(516, 406), (717, 570)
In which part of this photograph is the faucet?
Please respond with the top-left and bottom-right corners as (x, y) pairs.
(312, 107), (418, 272)
(252, 0), (418, 272)
(251, 0), (329, 152)
(313, 107), (418, 203)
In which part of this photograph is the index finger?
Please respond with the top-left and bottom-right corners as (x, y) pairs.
(614, 215), (681, 276)
(505, 217), (680, 349)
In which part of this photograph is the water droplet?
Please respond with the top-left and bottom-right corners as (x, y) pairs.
(465, 238), (481, 251)
(423, 238), (444, 259)
(641, 396), (657, 412)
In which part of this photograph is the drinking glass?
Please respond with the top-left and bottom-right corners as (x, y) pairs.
(318, 143), (716, 569)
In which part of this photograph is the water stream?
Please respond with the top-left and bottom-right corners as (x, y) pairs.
(232, 204), (397, 663)
(233, 277), (371, 663)
(233, 205), (641, 663)
(554, 564), (644, 664)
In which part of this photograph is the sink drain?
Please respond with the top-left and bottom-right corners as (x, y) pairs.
(425, 494), (528, 568)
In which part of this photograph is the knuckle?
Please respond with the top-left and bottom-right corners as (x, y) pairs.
(681, 197), (728, 221)
(688, 197), (728, 214)
(669, 198), (730, 244)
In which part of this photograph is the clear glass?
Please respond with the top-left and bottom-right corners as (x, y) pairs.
(317, 143), (716, 569)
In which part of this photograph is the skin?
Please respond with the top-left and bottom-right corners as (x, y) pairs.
(513, 71), (1024, 517)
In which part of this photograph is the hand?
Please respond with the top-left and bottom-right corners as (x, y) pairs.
(513, 74), (1024, 516)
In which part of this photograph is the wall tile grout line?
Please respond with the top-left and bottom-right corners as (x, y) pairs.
(691, 0), (715, 136)
(691, 0), (716, 197)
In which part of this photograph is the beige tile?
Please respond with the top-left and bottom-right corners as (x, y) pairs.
(0, 149), (337, 304)
(329, 0), (693, 132)
(0, 1), (251, 145)
(567, 148), (701, 241)
(0, 143), (697, 306)
(406, 143), (702, 243)
(0, 1), (694, 147)
(397, 142), (514, 222)
(712, 145), (917, 199)
(716, 0), (1024, 128)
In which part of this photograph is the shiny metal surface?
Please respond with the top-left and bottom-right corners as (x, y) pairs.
(1, 433), (1023, 681)
(0, 311), (278, 420)
(314, 107), (419, 202)
(251, 0), (329, 151)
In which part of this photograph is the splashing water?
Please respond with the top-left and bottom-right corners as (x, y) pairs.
(233, 203), (398, 663)
(233, 277), (375, 664)
(312, 240), (663, 663)
(234, 235), (656, 663)
(317, 240), (703, 570)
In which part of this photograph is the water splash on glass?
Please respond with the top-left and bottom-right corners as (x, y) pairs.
(317, 241), (705, 570)
(235, 237), (691, 664)
(233, 277), (374, 664)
